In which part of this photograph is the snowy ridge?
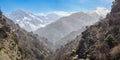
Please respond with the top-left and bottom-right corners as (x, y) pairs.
(6, 10), (70, 32)
(89, 7), (110, 17)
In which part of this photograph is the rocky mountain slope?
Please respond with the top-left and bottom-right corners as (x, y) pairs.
(47, 0), (120, 60)
(0, 10), (51, 60)
(5, 16), (52, 60)
(34, 8), (109, 48)
(0, 12), (35, 60)
(75, 0), (120, 59)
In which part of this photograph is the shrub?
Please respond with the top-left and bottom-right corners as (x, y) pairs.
(105, 34), (114, 48)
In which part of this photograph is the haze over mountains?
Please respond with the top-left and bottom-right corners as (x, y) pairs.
(1, 0), (119, 60)
(6, 7), (109, 32)
(47, 0), (120, 60)
(34, 7), (110, 48)
(6, 7), (110, 49)
(5, 7), (110, 50)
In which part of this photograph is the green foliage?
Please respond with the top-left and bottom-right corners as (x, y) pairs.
(105, 34), (114, 48)
(105, 34), (114, 41)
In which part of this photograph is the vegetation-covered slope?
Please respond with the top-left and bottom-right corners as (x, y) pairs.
(0, 10), (51, 60)
(0, 16), (34, 60)
(75, 0), (120, 60)
(45, 35), (81, 60)
(5, 16), (52, 60)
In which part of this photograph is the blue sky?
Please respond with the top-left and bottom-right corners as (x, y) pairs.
(0, 0), (113, 14)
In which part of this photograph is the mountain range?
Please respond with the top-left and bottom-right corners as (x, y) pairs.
(6, 10), (71, 32)
(34, 7), (110, 48)
(1, 0), (120, 60)
(47, 0), (120, 60)
(6, 7), (110, 49)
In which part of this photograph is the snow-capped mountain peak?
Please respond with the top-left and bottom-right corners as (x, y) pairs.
(6, 9), (46, 31)
(89, 7), (110, 17)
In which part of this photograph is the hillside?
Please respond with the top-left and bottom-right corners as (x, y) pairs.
(0, 11), (34, 60)
(47, 0), (120, 60)
(45, 35), (82, 60)
(0, 10), (51, 60)
(75, 0), (120, 59)
(55, 27), (86, 48)
(5, 16), (52, 60)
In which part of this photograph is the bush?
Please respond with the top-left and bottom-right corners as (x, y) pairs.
(105, 34), (114, 48)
